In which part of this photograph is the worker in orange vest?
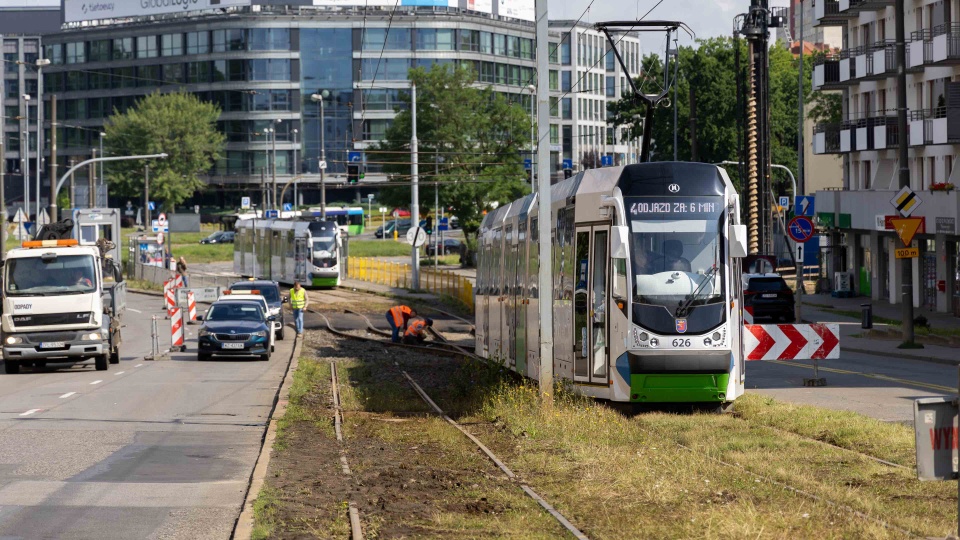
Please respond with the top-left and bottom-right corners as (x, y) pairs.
(403, 318), (433, 345)
(385, 305), (417, 343)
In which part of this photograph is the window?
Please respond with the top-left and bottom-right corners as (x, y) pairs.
(211, 60), (226, 82)
(606, 76), (615, 97)
(362, 28), (411, 51)
(493, 34), (506, 56)
(112, 38), (134, 60)
(227, 29), (246, 51)
(550, 124), (559, 145)
(66, 42), (85, 64)
(520, 38), (533, 60)
(562, 97), (572, 120)
(560, 39), (571, 65)
(3, 79), (18, 99)
(66, 72), (86, 91)
(45, 44), (63, 65)
(249, 28), (290, 51)
(186, 32), (209, 55)
(89, 40), (111, 62)
(212, 30), (227, 52)
(506, 35), (521, 58)
(479, 61), (496, 83)
(3, 52), (15, 74)
(460, 29), (480, 52)
(136, 36), (158, 59)
(363, 119), (392, 140)
(361, 58), (410, 81)
(496, 63), (507, 85)
(362, 89), (405, 111)
(89, 97), (109, 119)
(416, 29), (455, 51)
(250, 59), (290, 81)
(228, 59), (246, 81)
(480, 32), (492, 54)
(138, 65), (159, 86)
(112, 67), (135, 89)
(509, 64), (521, 86)
(605, 50), (615, 71)
(550, 97), (559, 117)
(549, 42), (559, 63)
(163, 63), (183, 84)
(561, 71), (571, 92)
(89, 70), (110, 90)
(161, 34), (183, 57)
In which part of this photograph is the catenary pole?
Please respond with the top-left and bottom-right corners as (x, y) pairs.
(411, 82), (420, 289)
(797, 0), (805, 323)
(535, 0), (553, 403)
(49, 96), (57, 221)
(895, 0), (915, 345)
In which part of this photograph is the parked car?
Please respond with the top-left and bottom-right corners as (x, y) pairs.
(196, 299), (275, 362)
(742, 273), (795, 322)
(200, 231), (235, 244)
(425, 238), (463, 257)
(375, 219), (412, 239)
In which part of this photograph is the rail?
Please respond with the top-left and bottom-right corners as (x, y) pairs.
(346, 256), (474, 309)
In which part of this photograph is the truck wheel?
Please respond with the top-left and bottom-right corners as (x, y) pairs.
(4, 361), (19, 374)
(95, 355), (108, 371)
(109, 349), (120, 364)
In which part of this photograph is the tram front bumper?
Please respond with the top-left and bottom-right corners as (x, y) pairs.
(623, 351), (732, 403)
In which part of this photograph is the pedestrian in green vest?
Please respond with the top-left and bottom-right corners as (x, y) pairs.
(290, 281), (308, 335)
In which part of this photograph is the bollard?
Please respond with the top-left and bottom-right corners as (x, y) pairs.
(186, 291), (197, 323)
(170, 308), (186, 352)
(861, 303), (873, 329)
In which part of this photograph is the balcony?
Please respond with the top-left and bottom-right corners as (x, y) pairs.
(909, 108), (952, 146)
(815, 115), (900, 155)
(840, 0), (894, 15)
(813, 123), (841, 154)
(813, 54), (844, 90)
(908, 30), (933, 70)
(856, 41), (896, 81)
(857, 114), (899, 150)
(814, 0), (849, 26)
(932, 24), (960, 64)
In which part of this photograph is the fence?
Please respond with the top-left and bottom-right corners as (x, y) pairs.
(346, 257), (474, 309)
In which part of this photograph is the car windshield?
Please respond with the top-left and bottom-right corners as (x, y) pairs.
(748, 278), (788, 292)
(205, 232), (223, 241)
(6, 254), (98, 296)
(206, 303), (264, 321)
(628, 196), (725, 312)
(232, 284), (280, 303)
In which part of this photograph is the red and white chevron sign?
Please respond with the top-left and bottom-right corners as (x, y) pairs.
(744, 324), (840, 361)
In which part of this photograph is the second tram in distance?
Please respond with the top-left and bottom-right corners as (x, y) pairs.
(234, 219), (343, 287)
(476, 162), (750, 408)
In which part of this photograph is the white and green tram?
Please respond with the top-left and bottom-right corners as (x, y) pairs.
(234, 219), (343, 287)
(476, 162), (750, 407)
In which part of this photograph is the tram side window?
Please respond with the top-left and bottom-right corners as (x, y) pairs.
(529, 217), (538, 299)
(612, 258), (627, 299)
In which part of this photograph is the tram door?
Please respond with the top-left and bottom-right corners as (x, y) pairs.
(573, 226), (610, 384)
(294, 236), (308, 283)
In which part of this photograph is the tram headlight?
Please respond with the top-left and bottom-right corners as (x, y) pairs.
(712, 332), (722, 342)
(638, 332), (649, 342)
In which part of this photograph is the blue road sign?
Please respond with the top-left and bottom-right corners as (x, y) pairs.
(523, 159), (532, 170)
(795, 195), (815, 217)
(600, 155), (613, 167)
(348, 151), (362, 162)
(148, 201), (156, 211)
(788, 216), (815, 243)
(283, 203), (293, 211)
(778, 196), (789, 208)
(562, 158), (573, 170)
(438, 217), (449, 232)
(265, 210), (279, 219)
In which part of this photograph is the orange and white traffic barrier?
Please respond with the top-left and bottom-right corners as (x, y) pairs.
(170, 308), (185, 352)
(742, 305), (754, 325)
(164, 284), (177, 317)
(175, 274), (184, 288)
(744, 323), (840, 361)
(186, 291), (197, 323)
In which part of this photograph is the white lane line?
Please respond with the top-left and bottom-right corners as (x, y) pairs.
(128, 308), (143, 314)
(135, 364), (143, 368)
(90, 380), (102, 385)
(59, 392), (76, 399)
(114, 371), (125, 376)
(19, 409), (40, 416)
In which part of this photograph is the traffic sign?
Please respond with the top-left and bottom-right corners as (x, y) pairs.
(896, 247), (920, 259)
(348, 151), (362, 163)
(891, 186), (922, 217)
(562, 158), (573, 170)
(156, 232), (165, 245)
(795, 196), (815, 217)
(406, 226), (427, 247)
(319, 160), (327, 170)
(283, 203), (293, 212)
(157, 213), (167, 226)
(787, 216), (815, 243)
(367, 194), (374, 201)
(148, 201), (156, 211)
(194, 205), (200, 214)
(600, 155), (613, 167)
(779, 196), (789, 209)
(12, 208), (25, 223)
(438, 217), (449, 232)
(523, 159), (532, 170)
(152, 220), (169, 233)
(890, 217), (925, 247)
(265, 210), (279, 219)
(241, 197), (251, 210)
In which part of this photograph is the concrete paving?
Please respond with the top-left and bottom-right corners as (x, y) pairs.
(0, 292), (295, 539)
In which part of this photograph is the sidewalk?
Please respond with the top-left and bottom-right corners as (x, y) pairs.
(799, 293), (960, 365)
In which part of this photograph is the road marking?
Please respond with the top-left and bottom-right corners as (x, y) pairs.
(19, 409), (40, 416)
(135, 364), (143, 368)
(59, 392), (76, 399)
(762, 360), (956, 393)
(114, 371), (125, 376)
(128, 308), (143, 314)
(90, 380), (102, 385)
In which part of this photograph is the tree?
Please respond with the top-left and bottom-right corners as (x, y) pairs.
(103, 91), (225, 210)
(370, 65), (531, 245)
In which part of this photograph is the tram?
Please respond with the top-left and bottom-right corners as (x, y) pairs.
(304, 207), (365, 236)
(475, 162), (750, 407)
(233, 219), (343, 287)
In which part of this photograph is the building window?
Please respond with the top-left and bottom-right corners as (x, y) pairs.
(550, 124), (559, 145)
(227, 59), (247, 81)
(479, 61), (496, 83)
(88, 40), (111, 62)
(227, 29), (246, 51)
(506, 36), (521, 58)
(416, 29), (455, 51)
(186, 32), (209, 55)
(65, 72), (87, 91)
(361, 58), (410, 81)
(562, 97), (572, 120)
(163, 63), (184, 84)
(136, 36), (158, 59)
(66, 42), (85, 64)
(211, 60), (226, 82)
(138, 65), (159, 86)
(3, 79), (18, 99)
(112, 38), (133, 60)
(362, 89), (405, 111)
(549, 42), (559, 64)
(362, 28), (411, 51)
(161, 34), (184, 57)
(520, 38), (533, 60)
(212, 30), (226, 52)
(508, 64), (521, 86)
(480, 32), (492, 54)
(250, 59), (290, 81)
(460, 29), (480, 52)
(561, 71), (571, 92)
(44, 44), (63, 65)
(112, 67), (135, 88)
(605, 50), (615, 71)
(89, 70), (110, 90)
(560, 38), (571, 65)
(363, 119), (392, 140)
(249, 28), (290, 51)
(493, 34), (506, 56)
(606, 76), (615, 97)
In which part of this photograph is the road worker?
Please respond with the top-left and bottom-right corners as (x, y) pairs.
(385, 305), (417, 343)
(402, 317), (433, 345)
(290, 281), (308, 335)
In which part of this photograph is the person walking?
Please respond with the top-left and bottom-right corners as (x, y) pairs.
(176, 256), (189, 287)
(402, 317), (433, 345)
(290, 281), (308, 336)
(385, 305), (417, 343)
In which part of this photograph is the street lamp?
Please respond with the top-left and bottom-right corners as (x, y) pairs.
(21, 94), (30, 219)
(264, 127), (274, 210)
(525, 84), (536, 190)
(271, 118), (281, 211)
(310, 90), (330, 220)
(19, 58), (50, 220)
(98, 132), (106, 205)
(292, 128), (299, 211)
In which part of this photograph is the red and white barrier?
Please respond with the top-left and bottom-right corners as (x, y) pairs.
(743, 305), (754, 325)
(164, 284), (177, 317)
(186, 291), (197, 323)
(175, 274), (184, 288)
(744, 323), (840, 361)
(170, 308), (185, 352)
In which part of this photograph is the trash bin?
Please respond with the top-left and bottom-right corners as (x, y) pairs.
(861, 303), (873, 329)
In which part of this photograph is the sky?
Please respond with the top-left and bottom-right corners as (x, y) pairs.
(550, 0), (791, 56)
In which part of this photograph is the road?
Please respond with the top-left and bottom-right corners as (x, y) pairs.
(747, 349), (953, 423)
(0, 292), (294, 539)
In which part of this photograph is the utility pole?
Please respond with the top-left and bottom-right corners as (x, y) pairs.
(144, 165), (150, 228)
(49, 96), (57, 221)
(895, 0), (916, 346)
(796, 0), (805, 324)
(411, 82), (420, 290)
(0, 109), (5, 260)
(536, 0), (553, 403)
(88, 148), (96, 208)
(689, 86), (698, 162)
(673, 37), (679, 161)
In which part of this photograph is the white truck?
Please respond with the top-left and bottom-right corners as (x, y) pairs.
(1, 215), (125, 374)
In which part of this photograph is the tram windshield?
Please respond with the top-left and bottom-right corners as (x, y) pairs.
(627, 196), (725, 315)
(312, 235), (338, 268)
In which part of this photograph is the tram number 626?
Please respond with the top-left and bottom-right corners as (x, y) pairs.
(671, 339), (691, 348)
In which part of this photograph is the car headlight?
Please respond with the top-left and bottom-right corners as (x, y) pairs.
(252, 331), (267, 338)
(5, 336), (22, 345)
(199, 328), (211, 337)
(81, 332), (102, 341)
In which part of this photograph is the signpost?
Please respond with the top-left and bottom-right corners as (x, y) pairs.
(787, 216), (815, 243)
(241, 197), (251, 210)
(795, 195), (815, 217)
(265, 210), (279, 219)
(406, 226), (427, 248)
(896, 247), (920, 259)
(600, 155), (613, 167)
(380, 207), (387, 241)
(779, 196), (790, 209)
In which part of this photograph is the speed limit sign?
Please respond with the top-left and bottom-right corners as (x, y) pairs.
(157, 213), (167, 226)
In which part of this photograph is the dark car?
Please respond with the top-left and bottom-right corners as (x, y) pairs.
(742, 274), (795, 322)
(200, 231), (235, 244)
(425, 238), (463, 257)
(197, 300), (275, 361)
(374, 219), (412, 239)
(229, 279), (286, 340)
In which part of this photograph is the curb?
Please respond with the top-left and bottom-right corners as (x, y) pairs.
(840, 346), (960, 366)
(232, 332), (303, 540)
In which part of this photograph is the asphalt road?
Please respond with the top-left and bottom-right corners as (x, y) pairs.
(0, 292), (294, 539)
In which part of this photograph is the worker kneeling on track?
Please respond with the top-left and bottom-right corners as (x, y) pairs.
(386, 305), (417, 343)
(402, 317), (433, 345)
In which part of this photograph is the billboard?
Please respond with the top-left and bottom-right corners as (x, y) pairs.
(496, 0), (532, 22)
(63, 0), (252, 23)
(465, 0), (492, 13)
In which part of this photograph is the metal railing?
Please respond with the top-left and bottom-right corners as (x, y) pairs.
(813, 123), (842, 153)
(346, 257), (474, 309)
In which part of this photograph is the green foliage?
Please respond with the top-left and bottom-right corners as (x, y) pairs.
(370, 65), (531, 237)
(103, 91), (225, 210)
(809, 91), (842, 124)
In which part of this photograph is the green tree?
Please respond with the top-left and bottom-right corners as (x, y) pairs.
(370, 65), (531, 241)
(103, 91), (225, 210)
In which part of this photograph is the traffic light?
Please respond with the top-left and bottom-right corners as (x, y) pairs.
(347, 164), (360, 184)
(425, 216), (434, 235)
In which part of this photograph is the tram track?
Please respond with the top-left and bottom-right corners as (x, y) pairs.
(328, 358), (364, 539)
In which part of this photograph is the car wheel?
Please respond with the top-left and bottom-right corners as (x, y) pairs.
(4, 361), (19, 374)
(198, 353), (210, 362)
(95, 355), (108, 371)
(260, 354), (270, 361)
(109, 349), (120, 364)
(33, 361), (46, 370)
(277, 327), (285, 340)
(271, 344), (275, 353)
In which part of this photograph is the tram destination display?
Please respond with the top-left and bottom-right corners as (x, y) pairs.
(629, 197), (721, 217)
